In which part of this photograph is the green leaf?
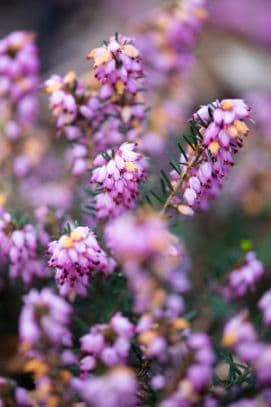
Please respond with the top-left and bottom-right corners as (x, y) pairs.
(150, 190), (164, 204)
(177, 142), (188, 161)
(144, 194), (153, 206)
(160, 170), (174, 192)
(169, 160), (181, 175)
(183, 135), (196, 151)
(160, 178), (167, 197)
(102, 151), (111, 161)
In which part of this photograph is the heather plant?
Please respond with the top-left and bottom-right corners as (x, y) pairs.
(0, 1), (271, 407)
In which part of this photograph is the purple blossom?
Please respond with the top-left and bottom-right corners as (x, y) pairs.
(221, 252), (264, 299)
(48, 225), (115, 297)
(44, 73), (80, 134)
(0, 209), (49, 283)
(144, 331), (215, 405)
(46, 68), (146, 161)
(87, 34), (143, 96)
(91, 142), (146, 219)
(170, 99), (251, 210)
(222, 311), (257, 349)
(83, 94), (146, 153)
(254, 345), (271, 384)
(0, 31), (39, 139)
(258, 290), (271, 325)
(73, 367), (138, 407)
(19, 288), (72, 350)
(105, 209), (189, 313)
(80, 313), (134, 375)
(44, 72), (92, 176)
(135, 0), (207, 87)
(67, 143), (89, 176)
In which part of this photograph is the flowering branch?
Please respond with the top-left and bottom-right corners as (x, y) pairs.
(154, 99), (251, 217)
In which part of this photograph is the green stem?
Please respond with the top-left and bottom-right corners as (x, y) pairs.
(160, 152), (201, 216)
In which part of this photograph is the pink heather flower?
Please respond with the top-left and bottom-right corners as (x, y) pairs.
(46, 39), (146, 162)
(44, 73), (79, 133)
(258, 290), (271, 326)
(87, 34), (143, 96)
(254, 345), (271, 384)
(134, 0), (207, 87)
(90, 142), (146, 219)
(80, 313), (134, 375)
(0, 209), (12, 255)
(48, 225), (115, 297)
(222, 252), (264, 299)
(19, 288), (72, 349)
(81, 93), (146, 153)
(208, 0), (271, 48)
(0, 209), (49, 284)
(139, 328), (214, 404)
(46, 69), (146, 159)
(73, 367), (138, 407)
(170, 99), (251, 210)
(105, 209), (189, 272)
(105, 210), (189, 314)
(222, 310), (271, 386)
(67, 143), (89, 176)
(13, 154), (32, 177)
(133, 0), (206, 154)
(222, 311), (257, 349)
(45, 72), (94, 177)
(0, 31), (39, 139)
(9, 225), (47, 283)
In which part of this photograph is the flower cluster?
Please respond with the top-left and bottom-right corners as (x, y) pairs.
(68, 143), (89, 176)
(153, 332), (215, 406)
(106, 209), (190, 314)
(0, 209), (49, 284)
(45, 71), (85, 138)
(258, 290), (271, 326)
(135, 0), (207, 87)
(133, 0), (207, 153)
(45, 36), (146, 175)
(48, 225), (115, 297)
(73, 367), (137, 407)
(222, 311), (271, 386)
(46, 70), (146, 152)
(216, 243), (271, 404)
(81, 91), (146, 153)
(80, 313), (134, 376)
(91, 142), (146, 219)
(170, 99), (251, 210)
(87, 34), (143, 96)
(19, 288), (72, 352)
(225, 91), (271, 215)
(0, 31), (39, 140)
(44, 71), (91, 176)
(220, 251), (264, 299)
(19, 288), (77, 406)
